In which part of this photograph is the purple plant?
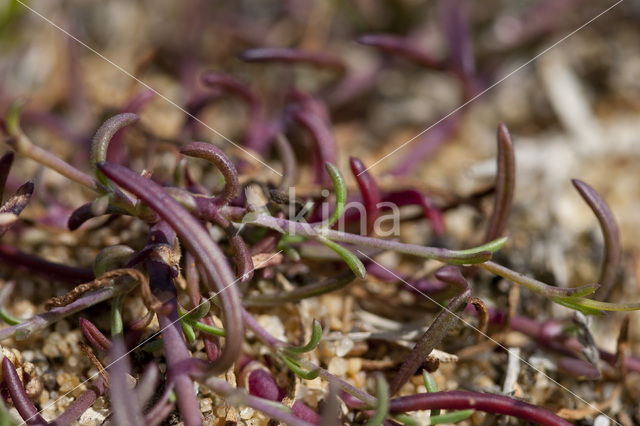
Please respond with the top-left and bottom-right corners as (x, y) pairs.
(2, 357), (46, 425)
(350, 156), (381, 235)
(0, 5), (637, 424)
(241, 47), (346, 72)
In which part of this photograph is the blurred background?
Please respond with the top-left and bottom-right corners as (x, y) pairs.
(1, 0), (640, 420)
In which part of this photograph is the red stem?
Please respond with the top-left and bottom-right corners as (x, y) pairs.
(389, 391), (571, 426)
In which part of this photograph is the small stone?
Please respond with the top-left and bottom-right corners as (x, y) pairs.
(347, 358), (362, 376)
(78, 407), (109, 426)
(335, 337), (354, 357)
(199, 397), (213, 413)
(239, 406), (255, 420)
(327, 357), (348, 376)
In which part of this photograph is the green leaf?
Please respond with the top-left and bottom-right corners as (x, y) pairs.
(188, 300), (211, 322)
(190, 320), (226, 337)
(0, 396), (17, 426)
(141, 339), (164, 353)
(181, 321), (196, 343)
(111, 295), (124, 336)
(93, 245), (135, 277)
(281, 356), (320, 380)
(317, 236), (366, 278)
(366, 374), (389, 426)
(423, 372), (439, 416)
(285, 319), (322, 353)
(429, 409), (474, 425)
(0, 308), (20, 326)
(323, 162), (347, 228)
(553, 295), (640, 314)
(456, 237), (508, 255)
(391, 414), (419, 426)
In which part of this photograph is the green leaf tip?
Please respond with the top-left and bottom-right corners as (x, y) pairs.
(286, 319), (323, 353)
(281, 356), (320, 380)
(553, 295), (640, 315)
(324, 162), (347, 227)
(317, 236), (366, 278)
(457, 237), (508, 255)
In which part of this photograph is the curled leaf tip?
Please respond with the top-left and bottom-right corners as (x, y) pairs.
(317, 236), (366, 278)
(572, 178), (621, 301)
(286, 319), (323, 353)
(91, 113), (139, 185)
(281, 356), (320, 380)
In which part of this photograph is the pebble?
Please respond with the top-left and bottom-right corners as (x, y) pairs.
(327, 357), (348, 376)
(78, 407), (109, 426)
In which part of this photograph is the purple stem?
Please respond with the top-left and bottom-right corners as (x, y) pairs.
(2, 357), (47, 425)
(251, 214), (492, 264)
(390, 266), (471, 395)
(67, 201), (129, 230)
(389, 391), (571, 426)
(108, 338), (145, 426)
(219, 217), (254, 283)
(241, 47), (346, 72)
(367, 262), (457, 299)
(293, 400), (322, 424)
(158, 302), (202, 426)
(54, 376), (106, 426)
(180, 142), (240, 207)
(243, 271), (355, 307)
(488, 308), (640, 373)
(185, 251), (201, 306)
(438, 0), (477, 96)
(350, 157), (381, 235)
(572, 179), (621, 301)
(143, 220), (201, 426)
(485, 123), (515, 242)
(79, 317), (112, 352)
(0, 243), (94, 283)
(98, 162), (243, 374)
(357, 34), (444, 70)
(382, 189), (445, 236)
(557, 357), (600, 380)
(0, 280), (135, 341)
